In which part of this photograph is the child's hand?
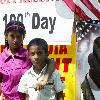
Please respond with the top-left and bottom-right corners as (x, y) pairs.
(34, 80), (48, 91)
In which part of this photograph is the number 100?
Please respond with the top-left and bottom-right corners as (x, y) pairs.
(3, 14), (23, 27)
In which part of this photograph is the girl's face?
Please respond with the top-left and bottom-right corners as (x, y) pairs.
(29, 45), (48, 70)
(5, 32), (23, 50)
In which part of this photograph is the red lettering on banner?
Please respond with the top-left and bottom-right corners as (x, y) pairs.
(0, 0), (63, 4)
(48, 45), (53, 54)
(55, 58), (60, 70)
(13, 0), (16, 3)
(54, 45), (59, 54)
(62, 58), (72, 72)
(52, 57), (72, 72)
(0, 0), (10, 4)
(48, 45), (67, 54)
(59, 45), (67, 54)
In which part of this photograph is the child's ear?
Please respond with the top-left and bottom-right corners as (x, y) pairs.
(5, 35), (8, 40)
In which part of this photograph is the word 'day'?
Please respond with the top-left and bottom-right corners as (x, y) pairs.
(32, 13), (56, 34)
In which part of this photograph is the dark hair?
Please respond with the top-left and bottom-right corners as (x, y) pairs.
(93, 36), (100, 59)
(27, 38), (48, 53)
(93, 36), (100, 47)
(4, 21), (26, 47)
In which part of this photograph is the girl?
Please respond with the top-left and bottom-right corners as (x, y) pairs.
(0, 21), (55, 100)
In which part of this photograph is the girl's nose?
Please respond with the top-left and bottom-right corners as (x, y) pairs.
(14, 37), (18, 42)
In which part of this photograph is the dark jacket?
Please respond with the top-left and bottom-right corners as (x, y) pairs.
(81, 74), (95, 100)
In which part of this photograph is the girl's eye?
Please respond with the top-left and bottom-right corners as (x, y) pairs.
(17, 36), (20, 39)
(31, 52), (35, 56)
(10, 35), (15, 39)
(16, 35), (22, 40)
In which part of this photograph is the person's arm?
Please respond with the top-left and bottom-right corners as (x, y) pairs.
(0, 84), (2, 100)
(18, 73), (28, 98)
(54, 70), (66, 100)
(0, 75), (2, 96)
(0, 63), (3, 98)
(0, 77), (5, 100)
(43, 58), (56, 82)
(56, 91), (64, 100)
(0, 83), (1, 96)
(35, 58), (56, 90)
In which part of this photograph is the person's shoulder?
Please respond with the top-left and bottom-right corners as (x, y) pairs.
(21, 47), (27, 51)
(52, 69), (61, 78)
(19, 47), (29, 58)
(0, 48), (9, 69)
(23, 48), (29, 57)
(81, 74), (90, 91)
(23, 66), (33, 75)
(20, 47), (28, 54)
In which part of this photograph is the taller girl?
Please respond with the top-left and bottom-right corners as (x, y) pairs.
(0, 21), (55, 100)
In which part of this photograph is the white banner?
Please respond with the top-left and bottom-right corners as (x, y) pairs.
(0, 1), (74, 45)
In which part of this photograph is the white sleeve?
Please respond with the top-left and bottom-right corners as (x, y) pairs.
(18, 73), (28, 94)
(53, 70), (66, 93)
